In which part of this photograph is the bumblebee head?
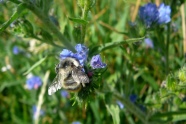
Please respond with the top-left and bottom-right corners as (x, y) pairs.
(59, 57), (80, 69)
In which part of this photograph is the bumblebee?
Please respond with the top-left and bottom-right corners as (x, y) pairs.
(48, 57), (89, 95)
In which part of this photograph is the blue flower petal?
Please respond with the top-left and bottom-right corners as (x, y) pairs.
(26, 76), (42, 90)
(90, 55), (106, 69)
(116, 101), (124, 109)
(144, 38), (154, 48)
(129, 94), (137, 103)
(158, 3), (171, 24)
(60, 49), (74, 59)
(13, 46), (20, 55)
(59, 44), (88, 66)
(61, 90), (69, 98)
(75, 44), (88, 53)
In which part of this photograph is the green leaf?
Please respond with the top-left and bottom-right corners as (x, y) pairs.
(0, 81), (22, 93)
(141, 73), (159, 91)
(23, 57), (47, 75)
(150, 110), (186, 123)
(21, 19), (34, 36)
(68, 17), (89, 25)
(106, 104), (120, 124)
(0, 3), (27, 32)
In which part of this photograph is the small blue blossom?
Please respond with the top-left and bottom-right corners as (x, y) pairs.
(129, 94), (137, 103)
(90, 55), (106, 69)
(32, 105), (44, 120)
(139, 3), (159, 28)
(116, 101), (124, 109)
(26, 76), (42, 90)
(60, 49), (74, 59)
(73, 53), (87, 66)
(72, 121), (81, 124)
(75, 44), (89, 53)
(157, 3), (171, 24)
(13, 46), (21, 55)
(61, 90), (69, 98)
(144, 38), (154, 48)
(74, 44), (88, 66)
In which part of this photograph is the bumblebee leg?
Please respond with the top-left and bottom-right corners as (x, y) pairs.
(81, 83), (85, 87)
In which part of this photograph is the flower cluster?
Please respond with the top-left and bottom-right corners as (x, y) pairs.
(26, 76), (42, 90)
(60, 44), (106, 69)
(60, 44), (88, 66)
(139, 3), (171, 28)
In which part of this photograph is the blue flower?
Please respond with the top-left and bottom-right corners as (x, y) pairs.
(32, 105), (44, 120)
(26, 76), (42, 90)
(72, 121), (81, 124)
(139, 3), (159, 28)
(129, 94), (137, 103)
(59, 44), (88, 66)
(13, 46), (21, 55)
(144, 38), (154, 48)
(74, 44), (88, 66)
(60, 49), (74, 59)
(61, 90), (69, 98)
(75, 44), (88, 53)
(90, 55), (106, 69)
(116, 101), (124, 109)
(157, 3), (171, 24)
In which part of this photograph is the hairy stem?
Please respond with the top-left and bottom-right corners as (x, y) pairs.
(98, 36), (145, 53)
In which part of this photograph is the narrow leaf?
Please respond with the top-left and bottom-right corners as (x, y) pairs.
(23, 57), (47, 75)
(151, 111), (186, 122)
(0, 3), (27, 32)
(68, 17), (89, 25)
(98, 36), (145, 53)
(106, 104), (120, 124)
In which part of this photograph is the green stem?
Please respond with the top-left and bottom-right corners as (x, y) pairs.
(98, 36), (145, 53)
(80, 0), (90, 43)
(166, 23), (170, 74)
(114, 92), (149, 124)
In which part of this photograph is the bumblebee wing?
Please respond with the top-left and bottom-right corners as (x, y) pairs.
(72, 68), (89, 84)
(48, 74), (62, 95)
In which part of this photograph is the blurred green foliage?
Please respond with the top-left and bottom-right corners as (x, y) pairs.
(0, 0), (186, 124)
